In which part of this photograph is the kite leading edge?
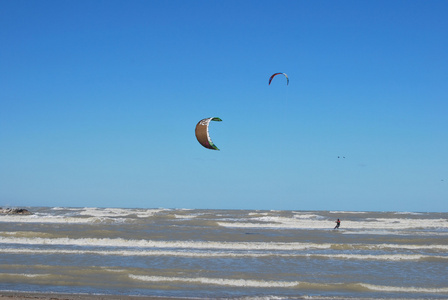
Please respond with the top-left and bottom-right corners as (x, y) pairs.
(269, 73), (289, 85)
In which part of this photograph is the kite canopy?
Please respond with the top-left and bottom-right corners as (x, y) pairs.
(195, 117), (222, 150)
(269, 73), (289, 85)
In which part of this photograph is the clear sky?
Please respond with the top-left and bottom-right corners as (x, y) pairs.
(1, 0), (447, 212)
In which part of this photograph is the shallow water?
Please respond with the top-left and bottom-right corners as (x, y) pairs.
(0, 207), (447, 299)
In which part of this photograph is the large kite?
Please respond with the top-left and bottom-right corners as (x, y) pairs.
(269, 73), (289, 85)
(195, 117), (222, 150)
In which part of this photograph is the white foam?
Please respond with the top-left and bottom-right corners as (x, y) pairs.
(394, 211), (424, 215)
(361, 283), (448, 294)
(0, 273), (49, 278)
(363, 218), (448, 229)
(78, 207), (167, 218)
(310, 254), (448, 261)
(0, 236), (332, 250)
(0, 209), (163, 224)
(0, 208), (170, 224)
(129, 275), (298, 288)
(1, 248), (446, 261)
(0, 215), (96, 224)
(339, 243), (448, 251)
(217, 218), (331, 229)
(51, 207), (84, 211)
(1, 236), (447, 252)
(218, 217), (448, 230)
(3, 208), (446, 232)
(342, 229), (448, 236)
(293, 214), (323, 219)
(128, 275), (448, 294)
(173, 214), (198, 219)
(329, 211), (368, 214)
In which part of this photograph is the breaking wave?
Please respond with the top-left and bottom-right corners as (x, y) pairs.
(129, 275), (448, 294)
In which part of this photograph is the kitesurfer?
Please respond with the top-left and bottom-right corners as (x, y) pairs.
(334, 218), (341, 229)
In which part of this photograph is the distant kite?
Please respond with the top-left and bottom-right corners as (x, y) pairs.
(195, 117), (222, 150)
(269, 73), (289, 85)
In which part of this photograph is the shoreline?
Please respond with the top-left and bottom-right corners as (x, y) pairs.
(0, 292), (192, 300)
(1, 292), (441, 300)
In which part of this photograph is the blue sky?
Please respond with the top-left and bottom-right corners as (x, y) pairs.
(1, 0), (447, 212)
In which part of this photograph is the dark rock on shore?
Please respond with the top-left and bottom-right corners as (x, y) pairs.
(0, 208), (32, 215)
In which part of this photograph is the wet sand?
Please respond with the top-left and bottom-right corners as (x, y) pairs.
(0, 292), (189, 300)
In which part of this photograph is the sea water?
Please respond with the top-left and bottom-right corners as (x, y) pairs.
(0, 207), (447, 299)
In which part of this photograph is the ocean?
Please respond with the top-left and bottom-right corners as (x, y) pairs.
(0, 207), (447, 299)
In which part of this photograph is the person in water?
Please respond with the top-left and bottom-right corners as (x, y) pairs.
(334, 218), (341, 229)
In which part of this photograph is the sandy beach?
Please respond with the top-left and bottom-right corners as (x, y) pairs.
(0, 292), (187, 300)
